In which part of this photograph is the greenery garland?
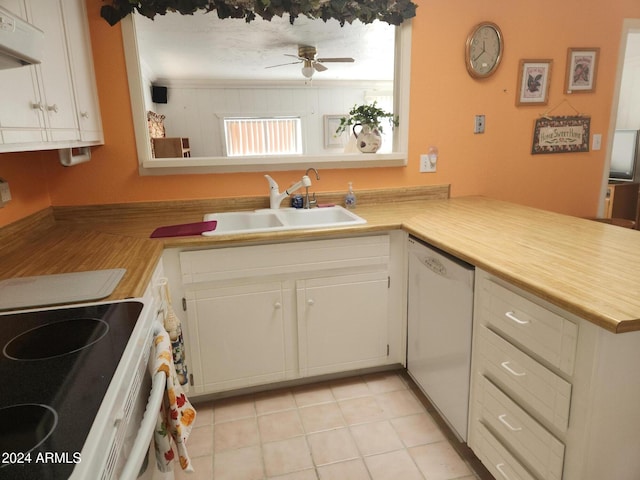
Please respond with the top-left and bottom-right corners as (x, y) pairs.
(100, 0), (417, 27)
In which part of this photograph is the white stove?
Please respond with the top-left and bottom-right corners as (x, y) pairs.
(0, 293), (164, 479)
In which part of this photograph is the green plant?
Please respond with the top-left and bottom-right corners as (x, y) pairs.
(100, 0), (417, 27)
(335, 102), (399, 135)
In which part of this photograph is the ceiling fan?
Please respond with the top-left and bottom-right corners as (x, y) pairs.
(266, 45), (355, 78)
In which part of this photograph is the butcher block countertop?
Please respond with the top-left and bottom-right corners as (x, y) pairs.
(2, 187), (640, 333)
(0, 214), (163, 301)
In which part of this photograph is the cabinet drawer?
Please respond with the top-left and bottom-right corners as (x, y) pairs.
(477, 326), (571, 432)
(482, 278), (577, 375)
(477, 376), (564, 480)
(180, 235), (389, 284)
(473, 421), (537, 480)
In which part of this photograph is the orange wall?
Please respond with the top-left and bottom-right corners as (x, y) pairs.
(0, 152), (50, 225)
(408, 0), (636, 215)
(2, 0), (640, 228)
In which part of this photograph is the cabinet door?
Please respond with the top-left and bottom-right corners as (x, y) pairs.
(297, 271), (389, 377)
(60, 0), (103, 142)
(28, 0), (78, 140)
(0, 0), (46, 142)
(185, 282), (289, 395)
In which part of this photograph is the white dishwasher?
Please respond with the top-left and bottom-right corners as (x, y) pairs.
(407, 236), (474, 442)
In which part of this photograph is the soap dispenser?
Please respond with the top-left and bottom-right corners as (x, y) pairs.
(345, 182), (356, 209)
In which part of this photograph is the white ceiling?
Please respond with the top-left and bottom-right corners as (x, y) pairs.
(133, 12), (396, 82)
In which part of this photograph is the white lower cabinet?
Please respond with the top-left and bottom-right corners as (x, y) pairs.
(174, 234), (402, 397)
(469, 269), (640, 480)
(185, 281), (292, 394)
(297, 271), (389, 377)
(476, 375), (564, 480)
(469, 269), (572, 480)
(474, 422), (537, 480)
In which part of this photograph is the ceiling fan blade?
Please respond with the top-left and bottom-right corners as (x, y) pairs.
(265, 60), (302, 69)
(284, 53), (304, 60)
(316, 57), (355, 63)
(313, 61), (328, 72)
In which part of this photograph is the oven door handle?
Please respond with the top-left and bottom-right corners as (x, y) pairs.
(119, 370), (167, 480)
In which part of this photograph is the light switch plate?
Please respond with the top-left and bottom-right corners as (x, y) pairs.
(0, 178), (10, 207)
(592, 133), (602, 150)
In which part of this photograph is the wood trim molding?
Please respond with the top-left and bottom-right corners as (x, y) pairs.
(52, 185), (450, 224)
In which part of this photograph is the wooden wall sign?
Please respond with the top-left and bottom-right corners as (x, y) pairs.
(531, 115), (590, 154)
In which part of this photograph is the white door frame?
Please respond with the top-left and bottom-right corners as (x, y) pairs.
(600, 19), (640, 216)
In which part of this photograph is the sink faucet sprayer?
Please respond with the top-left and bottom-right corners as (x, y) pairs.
(265, 173), (312, 209)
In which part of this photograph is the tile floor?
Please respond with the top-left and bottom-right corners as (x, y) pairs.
(174, 371), (492, 480)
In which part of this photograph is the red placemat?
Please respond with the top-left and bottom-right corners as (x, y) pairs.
(150, 220), (217, 238)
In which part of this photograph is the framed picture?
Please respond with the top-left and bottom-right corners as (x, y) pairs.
(324, 115), (349, 149)
(531, 115), (591, 154)
(516, 59), (553, 106)
(565, 48), (599, 93)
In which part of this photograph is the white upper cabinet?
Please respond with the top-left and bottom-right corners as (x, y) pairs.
(29, 0), (78, 140)
(0, 0), (103, 151)
(61, 0), (103, 143)
(0, 0), (45, 144)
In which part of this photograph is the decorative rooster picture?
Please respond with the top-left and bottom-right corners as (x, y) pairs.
(517, 60), (552, 105)
(527, 73), (543, 94)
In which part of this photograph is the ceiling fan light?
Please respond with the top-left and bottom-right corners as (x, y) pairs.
(301, 63), (314, 78)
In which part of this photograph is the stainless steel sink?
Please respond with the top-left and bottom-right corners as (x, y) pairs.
(202, 206), (366, 236)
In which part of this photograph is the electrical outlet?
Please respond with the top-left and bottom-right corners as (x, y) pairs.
(420, 155), (435, 172)
(474, 115), (485, 134)
(420, 147), (438, 173)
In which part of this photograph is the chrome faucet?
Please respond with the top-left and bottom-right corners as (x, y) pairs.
(264, 173), (312, 209)
(304, 168), (320, 209)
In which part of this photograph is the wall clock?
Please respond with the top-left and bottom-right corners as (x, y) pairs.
(465, 22), (504, 78)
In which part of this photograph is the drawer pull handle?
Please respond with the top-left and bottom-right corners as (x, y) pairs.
(505, 311), (529, 325)
(496, 463), (512, 480)
(498, 414), (522, 432)
(501, 361), (526, 377)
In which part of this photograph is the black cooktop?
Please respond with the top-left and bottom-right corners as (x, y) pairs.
(0, 301), (143, 480)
